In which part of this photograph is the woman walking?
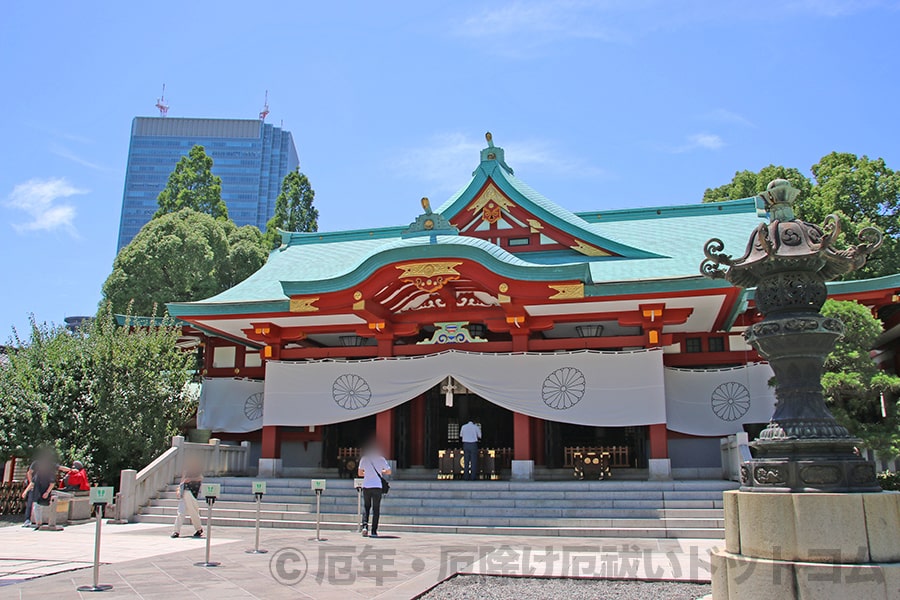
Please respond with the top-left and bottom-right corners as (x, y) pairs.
(172, 457), (204, 538)
(357, 440), (391, 538)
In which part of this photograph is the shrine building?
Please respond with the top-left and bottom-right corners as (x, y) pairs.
(167, 135), (900, 480)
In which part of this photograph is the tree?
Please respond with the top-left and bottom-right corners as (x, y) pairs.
(702, 165), (813, 204)
(701, 153), (899, 279)
(0, 307), (197, 484)
(820, 300), (900, 459)
(155, 145), (228, 219)
(799, 153), (900, 280)
(264, 170), (318, 248)
(102, 209), (267, 315)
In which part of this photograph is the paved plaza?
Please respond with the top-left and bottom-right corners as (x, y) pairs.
(0, 519), (718, 599)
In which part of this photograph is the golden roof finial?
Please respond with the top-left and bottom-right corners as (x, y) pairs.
(485, 131), (494, 147)
(421, 196), (432, 214)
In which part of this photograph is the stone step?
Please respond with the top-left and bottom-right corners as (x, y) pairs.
(157, 490), (723, 509)
(140, 505), (723, 529)
(145, 499), (722, 520)
(193, 478), (738, 491)
(160, 480), (723, 500)
(145, 477), (732, 539)
(135, 513), (724, 539)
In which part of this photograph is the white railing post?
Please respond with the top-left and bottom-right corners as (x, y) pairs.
(720, 436), (731, 480)
(209, 438), (221, 475)
(172, 435), (185, 477)
(241, 441), (251, 474)
(118, 469), (137, 522)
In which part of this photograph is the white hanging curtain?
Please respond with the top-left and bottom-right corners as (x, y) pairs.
(663, 363), (777, 436)
(263, 349), (666, 427)
(197, 377), (266, 433)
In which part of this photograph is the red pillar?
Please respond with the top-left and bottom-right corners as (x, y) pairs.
(261, 425), (281, 459)
(649, 423), (668, 459)
(514, 413), (532, 461)
(376, 409), (395, 460)
(511, 331), (530, 352)
(409, 395), (425, 467)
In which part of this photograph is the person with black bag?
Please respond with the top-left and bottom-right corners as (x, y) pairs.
(172, 457), (204, 538)
(357, 440), (391, 538)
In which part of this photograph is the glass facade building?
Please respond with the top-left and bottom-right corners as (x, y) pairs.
(117, 117), (299, 250)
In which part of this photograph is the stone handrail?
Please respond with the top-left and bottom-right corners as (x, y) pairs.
(720, 432), (751, 482)
(117, 435), (250, 522)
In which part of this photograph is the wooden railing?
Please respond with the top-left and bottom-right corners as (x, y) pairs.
(564, 446), (631, 468)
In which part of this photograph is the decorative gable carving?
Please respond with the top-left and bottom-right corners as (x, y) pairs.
(451, 179), (618, 257)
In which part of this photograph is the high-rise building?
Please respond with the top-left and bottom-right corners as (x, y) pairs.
(117, 117), (299, 250)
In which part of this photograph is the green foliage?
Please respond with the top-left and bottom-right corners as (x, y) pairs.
(701, 153), (900, 279)
(0, 306), (196, 485)
(821, 300), (900, 459)
(878, 471), (900, 491)
(702, 165), (813, 204)
(155, 145), (228, 220)
(265, 170), (318, 249)
(797, 153), (900, 280)
(102, 209), (267, 315)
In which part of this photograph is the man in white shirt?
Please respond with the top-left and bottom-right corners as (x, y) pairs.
(357, 441), (391, 538)
(460, 419), (482, 481)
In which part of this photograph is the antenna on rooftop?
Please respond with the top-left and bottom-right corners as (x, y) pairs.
(155, 84), (169, 117)
(259, 90), (270, 121)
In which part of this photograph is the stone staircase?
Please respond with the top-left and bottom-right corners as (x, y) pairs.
(136, 478), (736, 539)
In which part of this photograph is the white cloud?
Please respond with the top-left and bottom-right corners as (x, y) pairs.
(5, 178), (87, 234)
(705, 108), (755, 128)
(685, 133), (725, 150)
(388, 132), (609, 192)
(49, 143), (106, 171)
(658, 132), (725, 154)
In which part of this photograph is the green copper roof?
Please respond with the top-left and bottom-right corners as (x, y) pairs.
(743, 272), (900, 302)
(438, 159), (662, 259)
(168, 140), (770, 318)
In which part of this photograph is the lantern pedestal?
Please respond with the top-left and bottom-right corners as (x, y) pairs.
(711, 490), (900, 599)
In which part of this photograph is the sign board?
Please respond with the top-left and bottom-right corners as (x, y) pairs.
(310, 479), (326, 492)
(89, 486), (114, 504)
(353, 478), (365, 490)
(252, 481), (267, 495)
(202, 483), (222, 498)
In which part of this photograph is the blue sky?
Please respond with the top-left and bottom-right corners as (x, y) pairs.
(1, 1), (899, 335)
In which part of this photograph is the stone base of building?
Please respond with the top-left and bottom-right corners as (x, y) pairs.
(648, 458), (672, 481)
(258, 458), (283, 477)
(511, 460), (534, 481)
(712, 489), (900, 599)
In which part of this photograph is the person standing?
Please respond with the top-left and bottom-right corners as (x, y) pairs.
(172, 458), (204, 538)
(357, 441), (391, 538)
(30, 459), (56, 529)
(460, 419), (482, 481)
(21, 460), (36, 527)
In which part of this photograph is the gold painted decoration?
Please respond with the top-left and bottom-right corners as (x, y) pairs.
(468, 182), (516, 216)
(483, 203), (501, 224)
(353, 291), (363, 301)
(289, 297), (320, 313)
(527, 219), (544, 233)
(570, 239), (612, 257)
(498, 282), (509, 293)
(396, 261), (462, 293)
(548, 283), (585, 300)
